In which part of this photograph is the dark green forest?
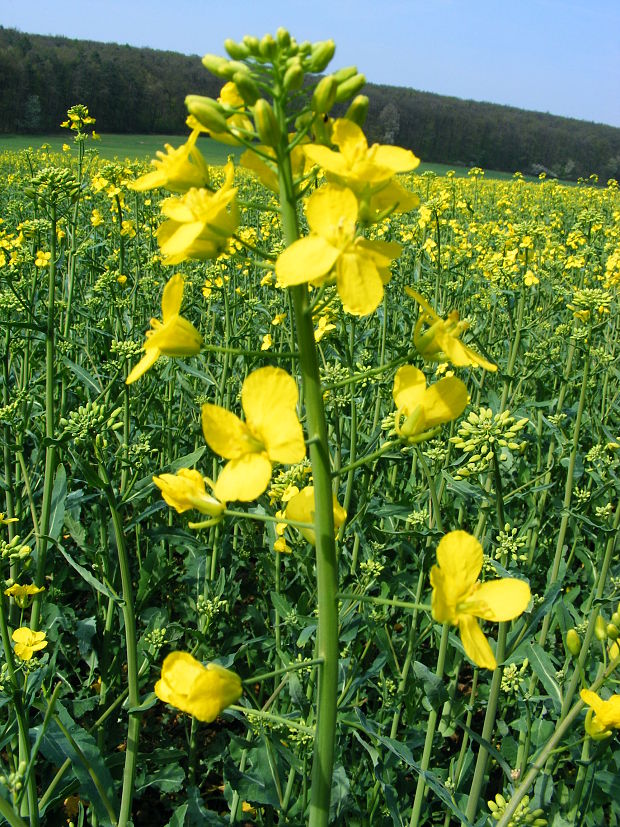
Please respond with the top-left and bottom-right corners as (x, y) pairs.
(1, 26), (619, 180)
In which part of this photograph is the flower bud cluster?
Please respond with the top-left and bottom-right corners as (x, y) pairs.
(60, 402), (122, 446)
(495, 524), (528, 564)
(24, 167), (80, 204)
(0, 534), (32, 564)
(0, 761), (27, 795)
(450, 408), (528, 479)
(488, 793), (546, 826)
(196, 595), (228, 622)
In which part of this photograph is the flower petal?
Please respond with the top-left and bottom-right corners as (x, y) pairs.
(467, 578), (531, 622)
(126, 347), (161, 385)
(336, 251), (384, 316)
(305, 184), (357, 239)
(459, 614), (497, 669)
(436, 530), (483, 587)
(161, 273), (184, 321)
(213, 453), (272, 502)
(393, 365), (426, 413)
(276, 236), (340, 286)
(242, 368), (306, 464)
(202, 404), (257, 460)
(421, 376), (469, 427)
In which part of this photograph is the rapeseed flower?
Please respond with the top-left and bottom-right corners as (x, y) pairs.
(130, 129), (210, 193)
(12, 627), (48, 661)
(155, 652), (242, 722)
(580, 689), (620, 740)
(157, 162), (238, 265)
(430, 531), (530, 669)
(276, 184), (401, 316)
(284, 485), (347, 545)
(4, 583), (45, 609)
(152, 469), (225, 518)
(126, 274), (203, 384)
(406, 289), (497, 371)
(393, 365), (468, 443)
(201, 367), (305, 502)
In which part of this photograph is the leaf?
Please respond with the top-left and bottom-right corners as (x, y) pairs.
(527, 642), (563, 711)
(49, 464), (67, 542)
(329, 764), (350, 821)
(135, 761), (185, 794)
(61, 355), (102, 394)
(185, 786), (227, 825)
(56, 544), (120, 602)
(412, 661), (449, 710)
(63, 511), (87, 551)
(164, 803), (188, 827)
(32, 701), (119, 825)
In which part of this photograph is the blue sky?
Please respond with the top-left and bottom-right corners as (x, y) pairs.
(3, 0), (619, 127)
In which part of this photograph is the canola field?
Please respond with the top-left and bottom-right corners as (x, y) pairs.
(0, 30), (619, 827)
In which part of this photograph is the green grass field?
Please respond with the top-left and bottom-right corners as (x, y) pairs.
(0, 133), (534, 179)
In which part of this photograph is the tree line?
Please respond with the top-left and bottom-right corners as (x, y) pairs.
(1, 26), (618, 180)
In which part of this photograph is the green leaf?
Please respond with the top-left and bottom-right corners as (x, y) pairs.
(165, 803), (189, 827)
(49, 464), (67, 542)
(527, 642), (563, 711)
(61, 355), (102, 394)
(329, 764), (350, 821)
(56, 543), (120, 602)
(135, 761), (185, 794)
(412, 661), (449, 710)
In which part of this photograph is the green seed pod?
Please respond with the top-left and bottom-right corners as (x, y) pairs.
(253, 99), (280, 147)
(201, 54), (230, 78)
(332, 66), (358, 83)
(606, 623), (619, 640)
(283, 61), (305, 92)
(345, 94), (369, 127)
(224, 39), (249, 60)
(185, 95), (228, 133)
(233, 71), (260, 105)
(308, 40), (336, 73)
(566, 628), (581, 656)
(259, 34), (277, 59)
(335, 73), (366, 103)
(595, 614), (608, 641)
(311, 75), (338, 114)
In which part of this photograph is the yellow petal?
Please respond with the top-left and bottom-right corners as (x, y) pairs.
(436, 530), (483, 588)
(437, 331), (497, 372)
(148, 315), (203, 357)
(393, 365), (426, 413)
(354, 237), (402, 268)
(285, 485), (346, 545)
(430, 565), (457, 624)
(303, 144), (350, 177)
(161, 273), (184, 321)
(305, 184), (357, 239)
(213, 453), (272, 502)
(276, 236), (340, 286)
(421, 376), (469, 427)
(242, 368), (305, 464)
(202, 404), (258, 460)
(157, 219), (205, 259)
(336, 250), (384, 316)
(466, 578), (531, 622)
(186, 664), (243, 722)
(126, 347), (161, 385)
(459, 614), (497, 669)
(372, 144), (421, 174)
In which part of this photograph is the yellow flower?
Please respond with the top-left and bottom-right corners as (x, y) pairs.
(130, 130), (210, 193)
(34, 250), (51, 268)
(154, 652), (242, 722)
(314, 315), (336, 342)
(5, 584), (45, 609)
(284, 485), (347, 546)
(304, 119), (420, 220)
(91, 209), (104, 227)
(261, 333), (273, 350)
(430, 531), (531, 669)
(152, 469), (225, 518)
(580, 689), (620, 740)
(406, 289), (497, 371)
(12, 627), (48, 661)
(201, 367), (305, 503)
(524, 269), (539, 286)
(393, 365), (468, 443)
(0, 512), (18, 525)
(126, 274), (203, 384)
(157, 162), (239, 265)
(276, 184), (401, 316)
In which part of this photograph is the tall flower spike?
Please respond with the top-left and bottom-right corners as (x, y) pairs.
(276, 184), (401, 316)
(155, 652), (242, 723)
(201, 367), (306, 502)
(126, 274), (203, 384)
(430, 531), (530, 669)
(393, 365), (468, 442)
(407, 288), (497, 371)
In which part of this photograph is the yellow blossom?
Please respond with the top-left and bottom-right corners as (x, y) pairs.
(34, 250), (51, 268)
(580, 689), (620, 740)
(12, 627), (48, 661)
(314, 315), (336, 342)
(154, 652), (242, 722)
(4, 584), (45, 609)
(284, 485), (346, 546)
(261, 333), (273, 350)
(157, 162), (239, 265)
(430, 531), (531, 669)
(126, 274), (203, 384)
(276, 184), (401, 316)
(393, 365), (468, 443)
(524, 269), (539, 286)
(130, 129), (210, 193)
(152, 468), (225, 519)
(0, 512), (18, 525)
(406, 289), (497, 371)
(201, 367), (305, 503)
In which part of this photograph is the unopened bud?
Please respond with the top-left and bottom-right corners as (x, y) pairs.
(276, 28), (291, 49)
(308, 40), (336, 73)
(611, 611), (620, 627)
(345, 95), (369, 127)
(185, 96), (228, 133)
(335, 72), (366, 103)
(233, 71), (260, 105)
(224, 39), (249, 60)
(566, 628), (581, 656)
(607, 624), (619, 641)
(242, 35), (260, 54)
(283, 60), (304, 92)
(311, 75), (338, 114)
(259, 34), (277, 59)
(253, 99), (280, 147)
(201, 54), (230, 78)
(595, 614), (608, 641)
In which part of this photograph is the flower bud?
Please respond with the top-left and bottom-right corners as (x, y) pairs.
(611, 611), (620, 627)
(595, 614), (608, 641)
(333, 66), (358, 83)
(335, 72), (366, 103)
(201, 54), (230, 78)
(259, 34), (277, 59)
(276, 27), (291, 49)
(253, 99), (280, 147)
(311, 75), (338, 114)
(232, 72), (260, 105)
(308, 40), (336, 72)
(566, 628), (581, 656)
(283, 60), (305, 92)
(242, 35), (260, 54)
(607, 624), (619, 640)
(345, 95), (369, 127)
(185, 95), (228, 133)
(224, 39), (249, 60)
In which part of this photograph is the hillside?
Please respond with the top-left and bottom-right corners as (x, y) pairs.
(1, 26), (618, 180)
